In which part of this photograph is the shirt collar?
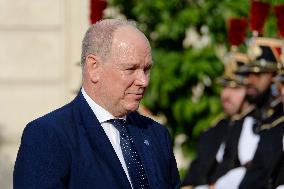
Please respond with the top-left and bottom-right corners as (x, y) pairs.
(81, 88), (126, 123)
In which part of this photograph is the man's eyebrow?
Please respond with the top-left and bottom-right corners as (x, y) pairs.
(146, 63), (153, 68)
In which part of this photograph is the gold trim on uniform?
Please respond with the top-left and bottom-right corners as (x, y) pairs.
(181, 186), (194, 189)
(260, 116), (284, 130)
(231, 106), (255, 121)
(209, 113), (227, 129)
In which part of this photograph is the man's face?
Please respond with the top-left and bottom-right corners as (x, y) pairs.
(246, 72), (274, 102)
(221, 86), (246, 116)
(96, 26), (153, 117)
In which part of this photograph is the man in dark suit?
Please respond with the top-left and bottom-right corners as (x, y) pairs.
(13, 19), (180, 189)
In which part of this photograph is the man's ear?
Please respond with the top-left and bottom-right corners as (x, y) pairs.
(85, 54), (101, 83)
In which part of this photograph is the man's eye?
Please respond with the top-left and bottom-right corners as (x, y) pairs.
(144, 66), (152, 74)
(125, 68), (136, 74)
(145, 68), (151, 75)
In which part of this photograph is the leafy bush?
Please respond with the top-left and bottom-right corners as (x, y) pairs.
(106, 0), (282, 155)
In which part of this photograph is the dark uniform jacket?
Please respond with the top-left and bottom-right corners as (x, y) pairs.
(239, 115), (284, 189)
(210, 101), (284, 185)
(181, 118), (230, 186)
(275, 155), (284, 187)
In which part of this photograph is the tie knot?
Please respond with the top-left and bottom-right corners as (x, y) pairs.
(109, 119), (127, 134)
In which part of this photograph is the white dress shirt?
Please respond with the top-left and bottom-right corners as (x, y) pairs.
(81, 88), (132, 187)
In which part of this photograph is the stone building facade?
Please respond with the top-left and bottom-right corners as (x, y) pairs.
(0, 0), (89, 188)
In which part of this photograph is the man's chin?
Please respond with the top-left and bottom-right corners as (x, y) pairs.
(125, 102), (140, 113)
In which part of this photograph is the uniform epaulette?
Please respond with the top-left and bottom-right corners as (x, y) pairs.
(266, 98), (282, 118)
(261, 115), (284, 130)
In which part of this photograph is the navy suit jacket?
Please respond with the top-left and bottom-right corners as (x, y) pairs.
(14, 92), (180, 189)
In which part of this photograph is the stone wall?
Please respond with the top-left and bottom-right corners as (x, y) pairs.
(0, 0), (89, 188)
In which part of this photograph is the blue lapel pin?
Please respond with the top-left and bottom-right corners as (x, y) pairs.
(144, 139), (149, 146)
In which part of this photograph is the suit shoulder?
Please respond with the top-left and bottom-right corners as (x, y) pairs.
(20, 101), (75, 160)
(26, 101), (74, 132)
(21, 102), (72, 143)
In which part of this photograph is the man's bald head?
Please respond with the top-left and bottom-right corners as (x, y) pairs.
(81, 19), (143, 67)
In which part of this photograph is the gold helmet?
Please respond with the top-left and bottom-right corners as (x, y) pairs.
(217, 17), (249, 87)
(237, 0), (284, 75)
(237, 37), (284, 74)
(217, 52), (250, 87)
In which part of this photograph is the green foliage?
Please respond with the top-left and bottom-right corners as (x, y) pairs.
(106, 0), (281, 154)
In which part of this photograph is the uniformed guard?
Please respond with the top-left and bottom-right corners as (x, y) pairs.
(237, 36), (284, 127)
(239, 3), (284, 188)
(181, 17), (253, 189)
(239, 69), (284, 189)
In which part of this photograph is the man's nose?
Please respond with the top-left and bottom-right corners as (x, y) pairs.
(247, 74), (258, 84)
(135, 70), (149, 87)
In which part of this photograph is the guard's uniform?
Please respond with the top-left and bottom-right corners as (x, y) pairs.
(239, 71), (284, 189)
(210, 36), (284, 186)
(182, 117), (230, 186)
(182, 50), (250, 188)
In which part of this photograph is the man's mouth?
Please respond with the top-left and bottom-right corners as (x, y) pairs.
(134, 93), (144, 99)
(247, 87), (258, 95)
(127, 92), (144, 99)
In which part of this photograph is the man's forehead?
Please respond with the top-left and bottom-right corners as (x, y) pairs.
(111, 31), (151, 55)
(113, 25), (149, 44)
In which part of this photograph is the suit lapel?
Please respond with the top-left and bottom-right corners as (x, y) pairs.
(127, 113), (156, 188)
(73, 92), (132, 189)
